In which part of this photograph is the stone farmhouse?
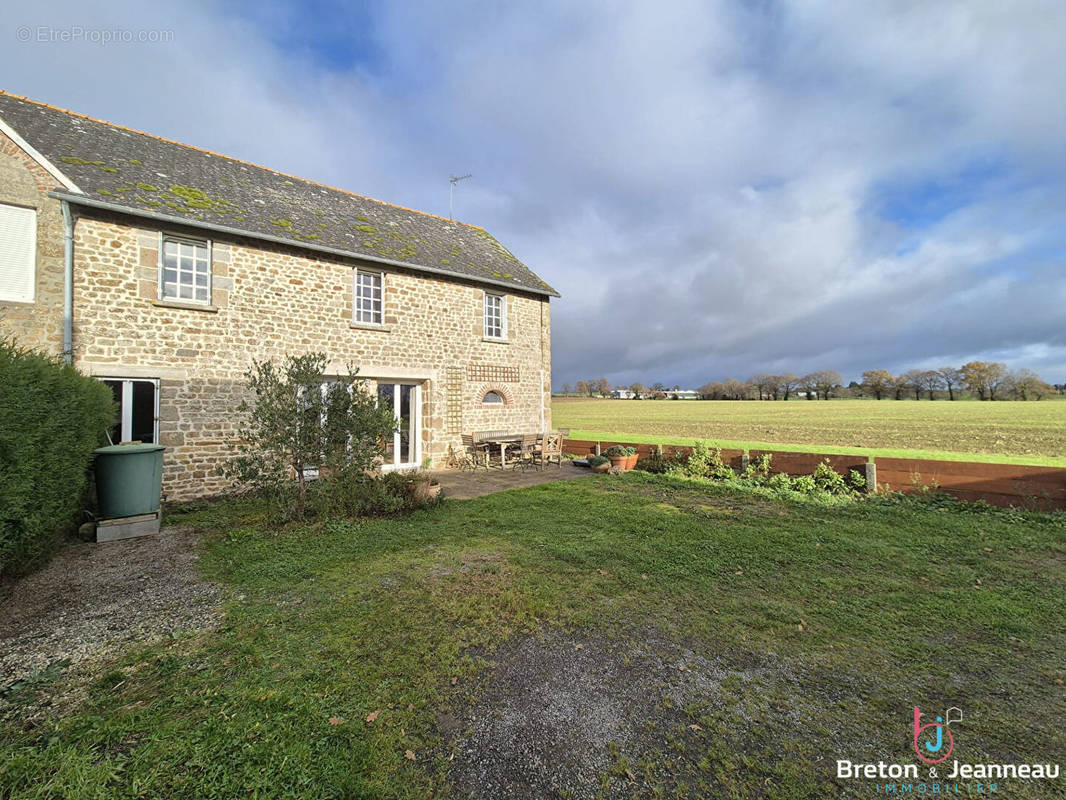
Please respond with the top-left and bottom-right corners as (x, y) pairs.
(0, 91), (557, 500)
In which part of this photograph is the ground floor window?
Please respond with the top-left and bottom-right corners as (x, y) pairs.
(100, 378), (159, 444)
(377, 382), (421, 469)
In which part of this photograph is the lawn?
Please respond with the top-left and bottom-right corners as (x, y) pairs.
(2, 476), (1065, 798)
(553, 397), (1066, 466)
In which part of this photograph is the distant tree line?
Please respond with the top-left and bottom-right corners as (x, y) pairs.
(855, 363), (1057, 401)
(558, 363), (1062, 401)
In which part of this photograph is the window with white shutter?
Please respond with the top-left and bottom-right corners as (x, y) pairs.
(0, 203), (37, 303)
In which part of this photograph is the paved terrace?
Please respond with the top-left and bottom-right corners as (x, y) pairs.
(430, 462), (591, 500)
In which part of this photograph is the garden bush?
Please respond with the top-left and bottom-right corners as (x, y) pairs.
(308, 470), (439, 519)
(220, 352), (411, 522)
(635, 442), (864, 502)
(0, 339), (115, 576)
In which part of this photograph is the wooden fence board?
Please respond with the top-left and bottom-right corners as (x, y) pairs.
(749, 450), (868, 476)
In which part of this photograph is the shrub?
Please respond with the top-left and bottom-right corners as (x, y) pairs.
(0, 339), (115, 576)
(740, 453), (773, 484)
(635, 450), (684, 474)
(848, 469), (867, 491)
(604, 445), (636, 457)
(812, 460), (850, 494)
(221, 353), (398, 520)
(587, 455), (609, 468)
(309, 471), (437, 518)
(682, 441), (714, 478)
(766, 472), (793, 492)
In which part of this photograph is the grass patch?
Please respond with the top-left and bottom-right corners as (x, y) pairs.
(2, 478), (1064, 797)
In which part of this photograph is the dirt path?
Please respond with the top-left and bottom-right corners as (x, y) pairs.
(0, 528), (223, 689)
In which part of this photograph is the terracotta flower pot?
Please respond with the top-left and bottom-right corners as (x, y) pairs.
(608, 455), (627, 470)
(626, 453), (639, 470)
(406, 478), (441, 503)
(591, 462), (610, 473)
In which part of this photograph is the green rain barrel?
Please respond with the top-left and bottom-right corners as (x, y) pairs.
(93, 443), (166, 519)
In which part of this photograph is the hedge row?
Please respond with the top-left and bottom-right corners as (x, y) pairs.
(0, 339), (115, 577)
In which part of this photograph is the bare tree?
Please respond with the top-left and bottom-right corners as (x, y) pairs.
(902, 369), (926, 401)
(575, 380), (590, 397)
(595, 377), (611, 397)
(1008, 369), (1054, 400)
(698, 381), (725, 399)
(629, 382), (646, 399)
(961, 361), (1008, 400)
(918, 370), (943, 400)
(776, 373), (800, 401)
(724, 378), (752, 400)
(750, 374), (776, 401)
(936, 366), (962, 401)
(861, 369), (894, 400)
(561, 383), (572, 396)
(892, 374), (909, 400)
(808, 370), (843, 400)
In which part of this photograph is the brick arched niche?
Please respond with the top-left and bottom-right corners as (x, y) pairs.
(474, 383), (514, 408)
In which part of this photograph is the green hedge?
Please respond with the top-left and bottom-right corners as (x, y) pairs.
(0, 339), (115, 577)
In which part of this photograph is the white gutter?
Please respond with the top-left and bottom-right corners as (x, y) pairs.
(61, 199), (74, 364)
(48, 191), (560, 299)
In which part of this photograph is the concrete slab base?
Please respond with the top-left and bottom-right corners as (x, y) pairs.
(96, 512), (161, 543)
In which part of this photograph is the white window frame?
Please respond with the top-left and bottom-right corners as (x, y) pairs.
(99, 377), (160, 444)
(377, 382), (422, 471)
(353, 268), (385, 325)
(483, 292), (506, 340)
(0, 202), (37, 303)
(159, 233), (212, 304)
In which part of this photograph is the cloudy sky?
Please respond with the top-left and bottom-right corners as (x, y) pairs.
(4, 1), (1065, 388)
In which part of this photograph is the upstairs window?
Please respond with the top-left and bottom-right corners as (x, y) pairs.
(161, 236), (210, 303)
(483, 292), (505, 339)
(353, 269), (384, 325)
(0, 202), (36, 303)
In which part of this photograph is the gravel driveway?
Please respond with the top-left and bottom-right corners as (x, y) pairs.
(0, 528), (223, 689)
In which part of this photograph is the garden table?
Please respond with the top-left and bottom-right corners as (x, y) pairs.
(477, 433), (522, 468)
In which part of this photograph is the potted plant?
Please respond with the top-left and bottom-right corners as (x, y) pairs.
(587, 454), (610, 473)
(405, 472), (442, 502)
(604, 445), (637, 471)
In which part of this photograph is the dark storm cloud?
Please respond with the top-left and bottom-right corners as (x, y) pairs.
(2, 0), (1064, 385)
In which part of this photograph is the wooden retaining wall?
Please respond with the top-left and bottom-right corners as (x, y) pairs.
(563, 439), (1066, 510)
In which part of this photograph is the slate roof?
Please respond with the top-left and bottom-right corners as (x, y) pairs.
(0, 91), (556, 296)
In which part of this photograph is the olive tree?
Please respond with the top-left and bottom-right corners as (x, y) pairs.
(222, 352), (397, 518)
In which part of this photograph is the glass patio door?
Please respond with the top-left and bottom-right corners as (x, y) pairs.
(377, 382), (420, 470)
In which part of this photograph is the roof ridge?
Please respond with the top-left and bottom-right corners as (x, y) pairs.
(0, 88), (484, 231)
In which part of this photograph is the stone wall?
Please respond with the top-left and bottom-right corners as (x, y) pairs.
(0, 129), (65, 354)
(69, 212), (552, 500)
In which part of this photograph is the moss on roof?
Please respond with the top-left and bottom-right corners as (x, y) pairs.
(0, 92), (557, 296)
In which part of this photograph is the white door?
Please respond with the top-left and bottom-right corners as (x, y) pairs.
(377, 382), (421, 470)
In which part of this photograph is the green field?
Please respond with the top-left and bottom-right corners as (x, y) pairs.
(553, 397), (1066, 466)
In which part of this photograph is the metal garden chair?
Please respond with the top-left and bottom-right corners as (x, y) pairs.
(511, 433), (541, 471)
(460, 433), (490, 471)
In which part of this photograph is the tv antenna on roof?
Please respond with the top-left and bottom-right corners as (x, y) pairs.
(449, 173), (472, 221)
